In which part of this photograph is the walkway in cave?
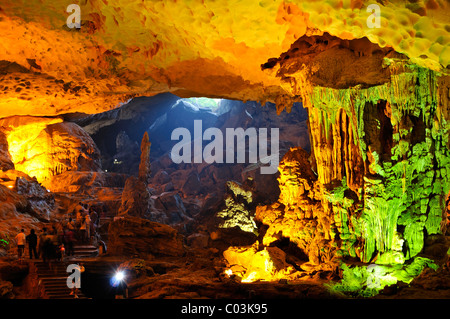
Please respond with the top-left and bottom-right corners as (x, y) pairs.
(28, 239), (100, 299)
(33, 261), (89, 299)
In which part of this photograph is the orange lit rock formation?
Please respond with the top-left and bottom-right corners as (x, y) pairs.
(255, 147), (334, 266)
(0, 117), (101, 188)
(0, 0), (448, 117)
(108, 215), (185, 258)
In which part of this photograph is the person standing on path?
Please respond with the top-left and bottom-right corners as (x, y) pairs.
(79, 217), (87, 243)
(63, 228), (75, 257)
(14, 229), (26, 261)
(37, 227), (48, 259)
(26, 229), (38, 259)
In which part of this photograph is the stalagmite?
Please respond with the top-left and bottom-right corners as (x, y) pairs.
(138, 131), (152, 185)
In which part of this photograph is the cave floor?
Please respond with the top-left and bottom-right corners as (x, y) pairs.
(6, 248), (450, 300)
(65, 251), (450, 300)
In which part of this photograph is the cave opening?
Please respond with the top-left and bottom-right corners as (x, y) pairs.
(95, 97), (308, 172)
(84, 94), (310, 202)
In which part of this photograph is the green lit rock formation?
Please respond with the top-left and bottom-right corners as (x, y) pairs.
(317, 64), (450, 265)
(256, 42), (450, 292)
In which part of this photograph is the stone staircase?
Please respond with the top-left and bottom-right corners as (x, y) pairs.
(31, 240), (100, 299)
(73, 244), (99, 258)
(34, 261), (89, 299)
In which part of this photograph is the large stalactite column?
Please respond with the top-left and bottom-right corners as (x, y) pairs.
(320, 67), (449, 265)
(259, 44), (450, 270)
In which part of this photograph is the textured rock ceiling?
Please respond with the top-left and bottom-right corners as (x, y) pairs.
(0, 0), (449, 117)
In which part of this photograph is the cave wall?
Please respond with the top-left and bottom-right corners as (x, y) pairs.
(0, 116), (102, 189)
(0, 1), (448, 285)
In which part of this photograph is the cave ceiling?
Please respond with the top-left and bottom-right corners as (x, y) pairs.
(0, 0), (449, 118)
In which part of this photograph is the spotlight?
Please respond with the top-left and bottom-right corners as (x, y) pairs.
(110, 270), (126, 287)
(110, 270), (129, 299)
(114, 271), (125, 281)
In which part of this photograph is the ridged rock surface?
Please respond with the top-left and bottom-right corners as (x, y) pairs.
(108, 216), (185, 257)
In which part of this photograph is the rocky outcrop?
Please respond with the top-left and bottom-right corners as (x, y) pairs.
(153, 191), (191, 225)
(0, 179), (52, 248)
(217, 180), (258, 235)
(0, 131), (14, 171)
(116, 131), (192, 227)
(0, 280), (14, 299)
(118, 132), (152, 220)
(16, 176), (55, 221)
(0, 260), (28, 285)
(107, 216), (185, 258)
(138, 132), (151, 185)
(0, 168), (56, 222)
(0, 117), (101, 187)
(255, 147), (334, 266)
(45, 171), (127, 193)
(118, 176), (152, 219)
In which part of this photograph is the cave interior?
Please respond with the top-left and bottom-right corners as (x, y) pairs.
(0, 0), (449, 301)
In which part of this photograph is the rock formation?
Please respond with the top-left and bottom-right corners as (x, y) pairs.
(107, 216), (185, 258)
(256, 63), (450, 271)
(138, 132), (152, 185)
(116, 130), (193, 228)
(0, 131), (14, 172)
(223, 244), (296, 283)
(117, 176), (152, 219)
(0, 117), (101, 189)
(0, 1), (448, 117)
(217, 180), (258, 235)
(118, 132), (153, 219)
(256, 147), (333, 266)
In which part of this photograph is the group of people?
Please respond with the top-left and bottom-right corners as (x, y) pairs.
(15, 226), (69, 262)
(14, 225), (75, 263)
(67, 202), (99, 244)
(13, 202), (102, 263)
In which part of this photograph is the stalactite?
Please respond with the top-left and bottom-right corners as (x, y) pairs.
(257, 61), (450, 272)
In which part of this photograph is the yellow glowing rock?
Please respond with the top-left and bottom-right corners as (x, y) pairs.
(0, 117), (101, 184)
(223, 243), (295, 282)
(277, 147), (316, 206)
